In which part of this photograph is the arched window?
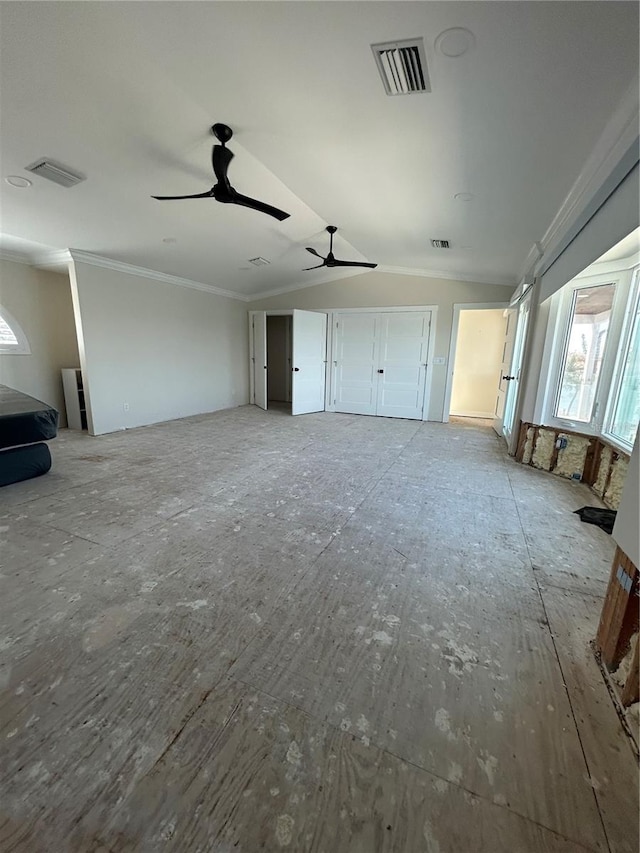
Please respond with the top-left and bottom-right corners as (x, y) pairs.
(0, 306), (31, 354)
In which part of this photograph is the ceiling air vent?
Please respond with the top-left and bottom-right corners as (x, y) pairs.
(248, 257), (270, 267)
(431, 239), (450, 249)
(371, 38), (430, 95)
(25, 158), (85, 188)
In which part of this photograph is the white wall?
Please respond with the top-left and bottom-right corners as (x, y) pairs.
(0, 259), (79, 426)
(70, 261), (249, 435)
(450, 308), (506, 418)
(249, 272), (514, 421)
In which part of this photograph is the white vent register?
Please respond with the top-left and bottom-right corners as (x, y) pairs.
(25, 159), (85, 188)
(371, 38), (430, 95)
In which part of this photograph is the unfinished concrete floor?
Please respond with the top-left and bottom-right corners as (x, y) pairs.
(1, 407), (637, 852)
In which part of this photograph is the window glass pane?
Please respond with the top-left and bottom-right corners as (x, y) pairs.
(610, 293), (640, 446)
(0, 315), (19, 346)
(554, 283), (616, 422)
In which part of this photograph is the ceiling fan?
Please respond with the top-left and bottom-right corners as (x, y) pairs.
(304, 226), (377, 270)
(152, 123), (290, 221)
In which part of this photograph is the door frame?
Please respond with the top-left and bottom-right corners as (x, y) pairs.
(442, 302), (510, 423)
(248, 310), (294, 405)
(325, 305), (438, 421)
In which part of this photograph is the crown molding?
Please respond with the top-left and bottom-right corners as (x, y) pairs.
(517, 242), (544, 285)
(376, 265), (516, 287)
(0, 250), (33, 265)
(32, 249), (73, 270)
(535, 79), (639, 276)
(247, 263), (516, 302)
(65, 250), (247, 302)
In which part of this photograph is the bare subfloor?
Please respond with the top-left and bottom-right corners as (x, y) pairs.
(1, 407), (637, 852)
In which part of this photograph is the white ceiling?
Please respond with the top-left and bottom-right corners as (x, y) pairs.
(0, 1), (638, 298)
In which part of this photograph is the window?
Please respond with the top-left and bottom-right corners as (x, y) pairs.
(606, 278), (640, 447)
(0, 315), (19, 347)
(542, 261), (639, 452)
(554, 283), (615, 422)
(0, 307), (30, 354)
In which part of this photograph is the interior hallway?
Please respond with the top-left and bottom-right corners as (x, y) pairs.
(0, 408), (637, 852)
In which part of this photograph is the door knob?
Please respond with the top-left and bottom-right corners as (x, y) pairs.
(377, 369), (384, 374)
(293, 367), (300, 372)
(504, 375), (515, 380)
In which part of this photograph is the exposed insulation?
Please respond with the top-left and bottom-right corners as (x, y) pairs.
(593, 445), (613, 496)
(613, 632), (638, 689)
(604, 456), (629, 510)
(554, 433), (590, 479)
(517, 420), (631, 510)
(522, 427), (535, 464)
(531, 427), (555, 470)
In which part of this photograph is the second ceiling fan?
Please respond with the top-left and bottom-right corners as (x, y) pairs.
(304, 226), (377, 270)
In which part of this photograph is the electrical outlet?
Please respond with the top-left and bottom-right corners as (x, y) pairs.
(123, 402), (129, 412)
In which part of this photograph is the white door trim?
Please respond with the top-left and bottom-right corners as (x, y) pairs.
(443, 302), (510, 423)
(326, 305), (438, 421)
(249, 309), (293, 404)
(248, 312), (255, 404)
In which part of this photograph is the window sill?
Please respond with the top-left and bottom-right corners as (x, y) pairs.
(602, 432), (635, 456)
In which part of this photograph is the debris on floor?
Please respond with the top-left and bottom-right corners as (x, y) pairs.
(573, 506), (617, 534)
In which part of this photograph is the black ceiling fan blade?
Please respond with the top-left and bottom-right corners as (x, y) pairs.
(152, 190), (213, 200)
(332, 260), (378, 269)
(303, 264), (327, 270)
(212, 144), (234, 185)
(305, 247), (324, 259)
(224, 191), (290, 221)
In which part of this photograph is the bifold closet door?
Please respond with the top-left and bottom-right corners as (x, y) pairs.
(333, 311), (431, 420)
(291, 309), (327, 415)
(333, 313), (379, 415)
(376, 312), (430, 419)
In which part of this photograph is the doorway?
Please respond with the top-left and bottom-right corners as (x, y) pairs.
(266, 315), (292, 411)
(446, 306), (508, 420)
(250, 310), (327, 415)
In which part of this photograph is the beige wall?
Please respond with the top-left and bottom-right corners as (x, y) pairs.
(0, 259), (79, 426)
(70, 261), (249, 435)
(249, 272), (513, 420)
(449, 308), (506, 418)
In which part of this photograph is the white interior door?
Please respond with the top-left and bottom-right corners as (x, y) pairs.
(376, 312), (430, 419)
(334, 313), (379, 415)
(252, 310), (267, 411)
(502, 293), (532, 440)
(333, 310), (431, 420)
(493, 309), (516, 436)
(291, 309), (327, 415)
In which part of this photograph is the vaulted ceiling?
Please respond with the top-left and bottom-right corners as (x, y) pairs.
(0, 2), (638, 297)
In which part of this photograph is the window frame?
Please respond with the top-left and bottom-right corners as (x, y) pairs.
(539, 264), (637, 452)
(0, 306), (31, 354)
(602, 267), (640, 449)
